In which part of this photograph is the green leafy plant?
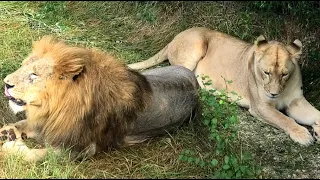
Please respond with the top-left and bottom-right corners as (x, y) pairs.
(179, 75), (261, 178)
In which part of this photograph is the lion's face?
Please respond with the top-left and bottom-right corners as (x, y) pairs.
(3, 56), (55, 114)
(3, 36), (86, 115)
(253, 36), (302, 99)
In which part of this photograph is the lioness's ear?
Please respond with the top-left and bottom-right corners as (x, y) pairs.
(287, 39), (302, 58)
(56, 58), (85, 79)
(254, 35), (268, 47)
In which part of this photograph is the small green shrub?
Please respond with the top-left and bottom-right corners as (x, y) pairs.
(179, 75), (261, 178)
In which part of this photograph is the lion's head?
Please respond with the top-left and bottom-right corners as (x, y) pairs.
(3, 36), (152, 152)
(252, 35), (302, 99)
(4, 36), (89, 114)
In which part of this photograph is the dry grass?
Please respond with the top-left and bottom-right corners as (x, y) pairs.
(0, 1), (319, 178)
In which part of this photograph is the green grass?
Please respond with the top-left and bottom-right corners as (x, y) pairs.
(0, 149), (85, 178)
(0, 1), (319, 178)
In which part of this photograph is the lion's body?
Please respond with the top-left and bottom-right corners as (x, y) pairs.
(125, 66), (199, 145)
(0, 36), (199, 161)
(129, 27), (320, 146)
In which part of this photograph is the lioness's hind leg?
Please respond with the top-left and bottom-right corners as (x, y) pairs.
(167, 32), (208, 71)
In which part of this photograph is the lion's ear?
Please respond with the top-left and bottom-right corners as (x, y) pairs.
(254, 35), (268, 47)
(56, 58), (85, 79)
(287, 39), (302, 59)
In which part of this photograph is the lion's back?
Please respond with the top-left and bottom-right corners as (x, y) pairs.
(129, 66), (200, 137)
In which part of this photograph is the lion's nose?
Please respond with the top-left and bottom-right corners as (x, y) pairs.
(5, 83), (14, 89)
(3, 76), (14, 88)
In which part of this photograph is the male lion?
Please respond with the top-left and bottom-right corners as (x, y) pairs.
(0, 36), (199, 162)
(128, 27), (320, 146)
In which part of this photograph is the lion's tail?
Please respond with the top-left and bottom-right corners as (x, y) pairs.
(128, 45), (169, 70)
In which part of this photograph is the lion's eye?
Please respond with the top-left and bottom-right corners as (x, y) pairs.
(30, 73), (39, 81)
(264, 71), (270, 75)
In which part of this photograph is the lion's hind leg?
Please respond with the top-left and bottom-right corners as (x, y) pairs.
(1, 139), (48, 162)
(0, 121), (49, 162)
(122, 135), (150, 147)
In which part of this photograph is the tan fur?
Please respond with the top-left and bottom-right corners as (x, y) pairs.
(129, 27), (320, 146)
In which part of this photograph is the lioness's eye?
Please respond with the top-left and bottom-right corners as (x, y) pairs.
(282, 73), (289, 77)
(264, 71), (270, 75)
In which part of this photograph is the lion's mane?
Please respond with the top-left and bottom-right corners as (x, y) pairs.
(27, 37), (152, 152)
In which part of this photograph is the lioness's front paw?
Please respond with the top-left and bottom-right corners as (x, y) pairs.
(312, 122), (320, 142)
(288, 125), (314, 146)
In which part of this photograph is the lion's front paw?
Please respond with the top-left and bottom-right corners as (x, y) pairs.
(288, 125), (314, 146)
(0, 125), (27, 144)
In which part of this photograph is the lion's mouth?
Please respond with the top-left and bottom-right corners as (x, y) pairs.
(4, 86), (26, 106)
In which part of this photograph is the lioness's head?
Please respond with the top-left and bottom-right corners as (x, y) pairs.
(3, 36), (87, 114)
(253, 35), (302, 99)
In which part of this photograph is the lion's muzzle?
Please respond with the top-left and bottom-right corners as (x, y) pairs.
(4, 84), (26, 106)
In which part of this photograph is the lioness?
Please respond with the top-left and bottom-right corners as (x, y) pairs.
(128, 27), (320, 146)
(0, 36), (199, 162)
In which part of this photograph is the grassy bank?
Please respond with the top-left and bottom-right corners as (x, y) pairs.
(0, 1), (319, 178)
